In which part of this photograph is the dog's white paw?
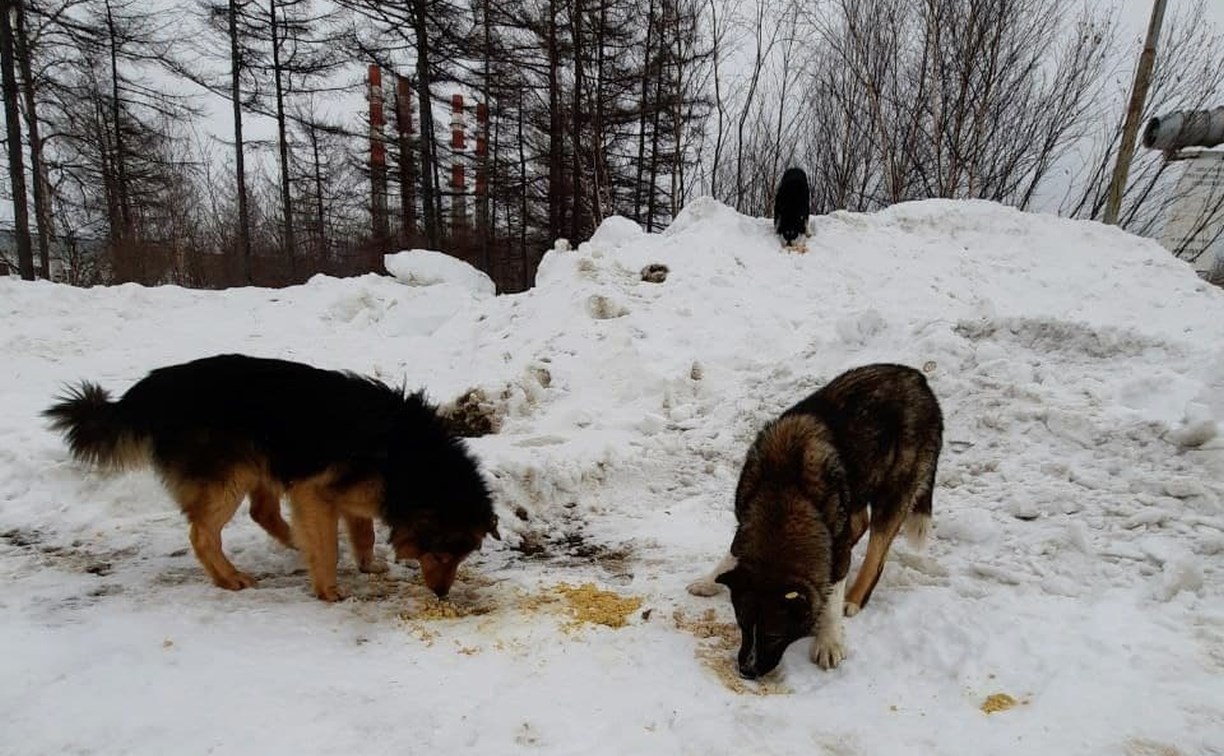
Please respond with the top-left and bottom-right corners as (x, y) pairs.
(686, 579), (721, 597)
(843, 601), (860, 618)
(810, 627), (847, 670)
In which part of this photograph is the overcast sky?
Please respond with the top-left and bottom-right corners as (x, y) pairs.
(1119, 0), (1224, 36)
(2, 0), (1222, 231)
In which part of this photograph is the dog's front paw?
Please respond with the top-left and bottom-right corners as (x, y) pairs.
(314, 584), (349, 602)
(215, 571), (258, 591)
(359, 556), (389, 574)
(810, 627), (847, 670)
(686, 579), (721, 597)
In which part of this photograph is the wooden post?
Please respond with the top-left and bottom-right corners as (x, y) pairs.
(368, 65), (389, 240)
(1104, 0), (1168, 226)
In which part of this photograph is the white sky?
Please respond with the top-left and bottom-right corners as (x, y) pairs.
(2, 0), (1223, 230)
(1120, 0), (1224, 31)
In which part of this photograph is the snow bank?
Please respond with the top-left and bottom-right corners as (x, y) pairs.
(2, 199), (1223, 755)
(384, 248), (496, 297)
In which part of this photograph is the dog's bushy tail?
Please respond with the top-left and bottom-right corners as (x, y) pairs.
(44, 382), (148, 469)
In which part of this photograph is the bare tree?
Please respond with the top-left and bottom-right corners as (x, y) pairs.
(1, 0), (35, 279)
(1062, 1), (1224, 236)
(225, 0), (252, 282)
(13, 0), (54, 278)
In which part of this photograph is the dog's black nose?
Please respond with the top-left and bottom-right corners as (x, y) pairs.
(738, 663), (760, 680)
(432, 586), (450, 599)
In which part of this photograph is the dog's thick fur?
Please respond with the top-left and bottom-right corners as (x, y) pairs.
(44, 354), (499, 601)
(773, 167), (811, 245)
(688, 364), (942, 678)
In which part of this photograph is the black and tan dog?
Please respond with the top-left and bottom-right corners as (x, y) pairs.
(689, 364), (942, 678)
(773, 167), (810, 246)
(45, 354), (499, 601)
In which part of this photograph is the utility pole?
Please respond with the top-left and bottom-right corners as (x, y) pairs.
(1104, 0), (1168, 226)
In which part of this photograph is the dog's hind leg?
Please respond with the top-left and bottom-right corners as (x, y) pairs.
(844, 508), (906, 617)
(849, 508), (870, 548)
(903, 484), (934, 551)
(288, 484), (345, 602)
(343, 515), (388, 574)
(178, 481), (257, 591)
(249, 484), (294, 549)
(686, 552), (737, 597)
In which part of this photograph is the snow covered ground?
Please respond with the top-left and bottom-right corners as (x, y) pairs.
(2, 198), (1222, 755)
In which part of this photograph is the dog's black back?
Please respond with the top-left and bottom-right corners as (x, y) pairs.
(776, 363), (942, 511)
(773, 168), (810, 243)
(49, 354), (494, 535)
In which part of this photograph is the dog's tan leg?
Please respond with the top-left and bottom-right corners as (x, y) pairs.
(344, 515), (387, 574)
(179, 482), (256, 591)
(249, 485), (294, 549)
(844, 513), (905, 616)
(289, 486), (345, 602)
(687, 552), (737, 596)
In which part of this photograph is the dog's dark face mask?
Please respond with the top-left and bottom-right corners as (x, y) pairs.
(717, 566), (814, 679)
(390, 514), (500, 598)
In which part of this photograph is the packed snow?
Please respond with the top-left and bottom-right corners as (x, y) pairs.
(2, 198), (1223, 755)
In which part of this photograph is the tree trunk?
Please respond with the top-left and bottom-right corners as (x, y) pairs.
(633, 0), (655, 223)
(546, 0), (563, 242)
(14, 1), (50, 279)
(411, 0), (439, 246)
(488, 94), (502, 283)
(269, 0), (296, 275)
(396, 76), (417, 243)
(590, 0), (607, 225)
(646, 0), (667, 230)
(517, 86), (528, 289)
(309, 121), (327, 257)
(735, 0), (767, 210)
(228, 0), (252, 283)
(570, 0), (584, 242)
(478, 0), (492, 272)
(104, 0), (133, 248)
(0, 0), (34, 279)
(707, 0), (724, 199)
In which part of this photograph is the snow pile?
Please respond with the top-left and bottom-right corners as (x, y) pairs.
(384, 248), (496, 298)
(2, 198), (1224, 755)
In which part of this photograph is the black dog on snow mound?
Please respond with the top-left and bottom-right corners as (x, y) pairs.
(773, 167), (810, 245)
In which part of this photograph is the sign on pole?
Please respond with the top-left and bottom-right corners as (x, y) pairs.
(1161, 153), (1224, 276)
